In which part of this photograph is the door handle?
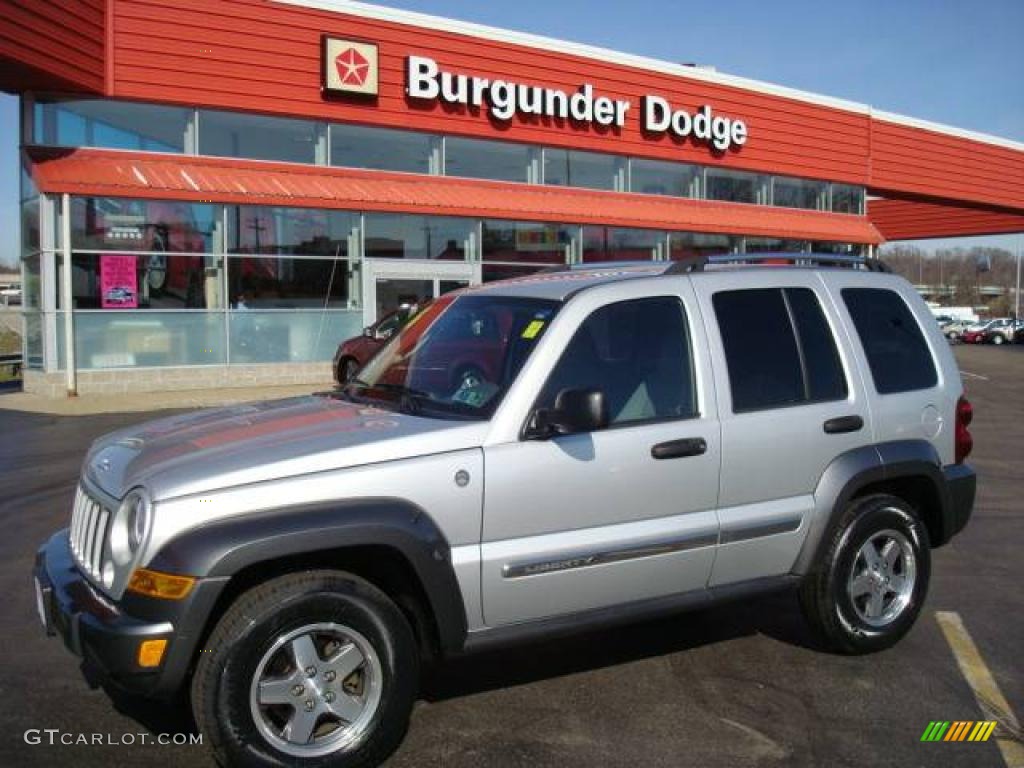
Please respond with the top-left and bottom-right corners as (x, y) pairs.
(823, 415), (864, 434)
(651, 437), (707, 460)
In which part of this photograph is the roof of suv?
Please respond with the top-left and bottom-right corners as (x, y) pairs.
(466, 254), (891, 302)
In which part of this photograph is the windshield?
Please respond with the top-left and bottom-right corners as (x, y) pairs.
(344, 293), (560, 420)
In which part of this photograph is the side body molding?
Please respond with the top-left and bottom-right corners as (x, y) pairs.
(147, 498), (469, 655)
(792, 439), (951, 575)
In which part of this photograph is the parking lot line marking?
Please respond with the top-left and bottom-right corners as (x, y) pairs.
(936, 611), (1024, 767)
(960, 371), (990, 381)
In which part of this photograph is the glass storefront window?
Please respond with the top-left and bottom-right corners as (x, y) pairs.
(34, 98), (190, 152)
(744, 237), (810, 253)
(481, 220), (572, 265)
(445, 137), (536, 183)
(330, 124), (436, 174)
(812, 242), (864, 255)
(227, 255), (356, 309)
(583, 227), (665, 262)
(73, 311), (227, 369)
(630, 159), (700, 198)
(71, 197), (217, 253)
(62, 253), (223, 310)
(229, 310), (363, 364)
(482, 263), (549, 283)
(227, 206), (357, 257)
(545, 149), (626, 191)
(669, 232), (740, 260)
(199, 110), (325, 164)
(705, 168), (770, 204)
(831, 184), (865, 214)
(772, 176), (828, 210)
(20, 253), (42, 311)
(364, 214), (476, 260)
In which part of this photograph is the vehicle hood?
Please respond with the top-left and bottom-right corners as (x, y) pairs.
(84, 395), (490, 501)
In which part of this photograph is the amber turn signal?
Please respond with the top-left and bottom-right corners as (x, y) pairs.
(127, 568), (196, 600)
(137, 638), (168, 668)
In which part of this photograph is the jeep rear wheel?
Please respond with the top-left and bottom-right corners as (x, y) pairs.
(799, 494), (930, 654)
(192, 570), (418, 768)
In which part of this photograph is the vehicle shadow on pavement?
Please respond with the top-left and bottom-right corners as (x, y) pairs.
(102, 685), (199, 738)
(420, 589), (823, 703)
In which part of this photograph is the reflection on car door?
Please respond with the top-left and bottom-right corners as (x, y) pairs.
(480, 287), (721, 626)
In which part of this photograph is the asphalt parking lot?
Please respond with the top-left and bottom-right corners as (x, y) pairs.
(0, 344), (1020, 767)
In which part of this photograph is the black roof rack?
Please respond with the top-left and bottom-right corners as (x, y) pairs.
(694, 252), (891, 273)
(538, 252), (890, 277)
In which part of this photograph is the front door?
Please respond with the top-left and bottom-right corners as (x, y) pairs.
(480, 284), (721, 627)
(363, 259), (480, 327)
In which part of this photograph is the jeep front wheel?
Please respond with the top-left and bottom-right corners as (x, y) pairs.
(192, 570), (418, 768)
(799, 494), (930, 654)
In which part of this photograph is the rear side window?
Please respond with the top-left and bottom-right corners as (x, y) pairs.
(714, 287), (847, 412)
(842, 288), (938, 394)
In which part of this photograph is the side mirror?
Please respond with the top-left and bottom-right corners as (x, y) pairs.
(363, 327), (374, 338)
(374, 327), (394, 341)
(529, 388), (609, 438)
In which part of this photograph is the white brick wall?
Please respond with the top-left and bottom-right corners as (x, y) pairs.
(23, 363), (334, 397)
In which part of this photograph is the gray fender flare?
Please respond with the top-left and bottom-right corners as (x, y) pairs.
(792, 440), (952, 575)
(146, 497), (469, 655)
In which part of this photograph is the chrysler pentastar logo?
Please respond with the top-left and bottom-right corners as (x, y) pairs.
(323, 37), (379, 96)
(336, 47), (370, 86)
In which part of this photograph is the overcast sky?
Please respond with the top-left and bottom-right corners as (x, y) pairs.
(2, 0), (1022, 268)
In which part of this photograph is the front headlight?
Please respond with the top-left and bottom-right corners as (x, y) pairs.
(109, 488), (152, 567)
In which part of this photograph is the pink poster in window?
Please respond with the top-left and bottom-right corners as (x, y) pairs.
(100, 255), (138, 309)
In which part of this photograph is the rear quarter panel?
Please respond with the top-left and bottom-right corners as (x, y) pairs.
(819, 272), (961, 466)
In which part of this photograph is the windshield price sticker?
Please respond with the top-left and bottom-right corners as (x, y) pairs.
(521, 320), (546, 339)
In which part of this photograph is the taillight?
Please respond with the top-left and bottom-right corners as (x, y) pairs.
(955, 396), (973, 464)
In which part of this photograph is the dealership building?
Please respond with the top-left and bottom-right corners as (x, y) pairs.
(2, 0), (1022, 396)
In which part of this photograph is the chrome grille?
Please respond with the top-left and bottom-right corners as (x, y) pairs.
(69, 485), (111, 583)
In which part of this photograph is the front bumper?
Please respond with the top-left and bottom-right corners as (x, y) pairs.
(33, 530), (225, 698)
(943, 463), (976, 537)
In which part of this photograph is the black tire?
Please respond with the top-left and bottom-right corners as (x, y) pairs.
(191, 570), (418, 768)
(799, 494), (930, 655)
(336, 357), (359, 386)
(992, 334), (1006, 346)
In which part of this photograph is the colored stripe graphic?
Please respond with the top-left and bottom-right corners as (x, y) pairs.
(921, 720), (997, 743)
(945, 721), (968, 741)
(921, 721), (950, 741)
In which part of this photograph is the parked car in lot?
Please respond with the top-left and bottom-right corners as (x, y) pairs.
(34, 255), (975, 768)
(961, 318), (1012, 344)
(0, 282), (21, 306)
(942, 319), (975, 342)
(333, 304), (420, 385)
(982, 320), (1022, 346)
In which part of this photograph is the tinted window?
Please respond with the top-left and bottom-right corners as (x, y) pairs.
(544, 149), (625, 191)
(538, 297), (696, 426)
(35, 98), (189, 152)
(200, 110), (323, 164)
(787, 288), (847, 401)
(445, 137), (535, 183)
(714, 289), (804, 411)
(714, 288), (847, 412)
(330, 124), (434, 174)
(630, 159), (700, 197)
(842, 288), (938, 394)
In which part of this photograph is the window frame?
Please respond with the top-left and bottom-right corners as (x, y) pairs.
(526, 294), (700, 435)
(840, 287), (939, 395)
(714, 286), (850, 414)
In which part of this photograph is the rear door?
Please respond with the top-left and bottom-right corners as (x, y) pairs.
(692, 271), (874, 586)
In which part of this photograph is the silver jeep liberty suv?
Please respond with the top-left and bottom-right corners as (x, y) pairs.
(34, 254), (976, 767)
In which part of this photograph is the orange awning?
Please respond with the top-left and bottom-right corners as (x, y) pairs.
(29, 147), (882, 244)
